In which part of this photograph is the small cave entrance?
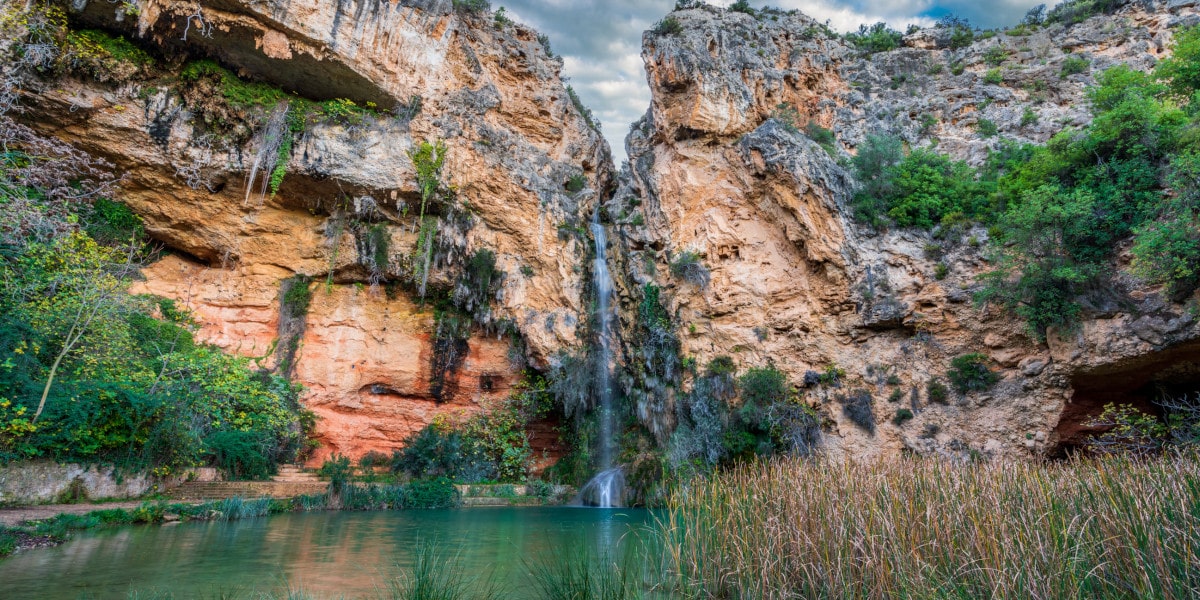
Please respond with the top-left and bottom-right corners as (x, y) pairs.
(1053, 339), (1200, 456)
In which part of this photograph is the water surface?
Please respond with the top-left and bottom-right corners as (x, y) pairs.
(0, 507), (656, 599)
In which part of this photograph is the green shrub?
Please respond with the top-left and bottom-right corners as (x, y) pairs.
(1061, 55), (1090, 78)
(740, 366), (789, 407)
(85, 199), (144, 246)
(927, 378), (950, 404)
(976, 118), (999, 138)
(405, 477), (461, 508)
(1021, 107), (1039, 127)
(653, 17), (684, 36)
(206, 430), (275, 480)
(804, 122), (838, 156)
(1157, 26), (1200, 99)
(493, 6), (511, 27)
(319, 454), (354, 495)
(729, 0), (755, 15)
(1047, 0), (1126, 25)
(947, 353), (999, 393)
(934, 263), (950, 280)
(1131, 205), (1200, 299)
(888, 388), (905, 403)
(847, 22), (903, 54)
(983, 69), (1003, 85)
(984, 45), (1009, 66)
(565, 174), (587, 193)
(893, 408), (914, 426)
(452, 0), (490, 13)
(851, 139), (989, 229)
(950, 61), (966, 76)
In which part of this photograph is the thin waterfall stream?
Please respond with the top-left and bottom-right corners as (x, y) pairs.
(577, 206), (625, 507)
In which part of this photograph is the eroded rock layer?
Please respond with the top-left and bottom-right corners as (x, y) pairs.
(15, 0), (611, 462)
(611, 1), (1200, 460)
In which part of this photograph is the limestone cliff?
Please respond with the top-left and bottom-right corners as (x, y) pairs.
(9, 0), (611, 463)
(610, 1), (1200, 461)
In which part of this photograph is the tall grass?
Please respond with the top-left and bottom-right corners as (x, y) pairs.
(656, 453), (1200, 599)
(527, 548), (648, 600)
(383, 541), (503, 600)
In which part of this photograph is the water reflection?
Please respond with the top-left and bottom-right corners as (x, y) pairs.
(0, 507), (655, 599)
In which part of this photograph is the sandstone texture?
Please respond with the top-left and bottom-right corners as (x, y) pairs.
(610, 1), (1200, 460)
(15, 0), (610, 462)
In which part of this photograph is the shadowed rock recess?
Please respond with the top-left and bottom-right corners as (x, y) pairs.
(11, 0), (1200, 468)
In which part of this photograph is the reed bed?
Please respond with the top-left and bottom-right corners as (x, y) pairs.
(655, 453), (1200, 600)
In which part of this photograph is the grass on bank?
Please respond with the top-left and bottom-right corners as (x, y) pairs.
(657, 453), (1200, 600)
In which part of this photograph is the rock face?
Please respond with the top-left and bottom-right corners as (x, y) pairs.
(14, 0), (611, 463)
(11, 0), (1200, 467)
(610, 1), (1200, 461)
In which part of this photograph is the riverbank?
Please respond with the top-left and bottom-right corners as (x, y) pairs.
(0, 478), (574, 559)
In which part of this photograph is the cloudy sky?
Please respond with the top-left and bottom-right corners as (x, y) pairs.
(500, 0), (1062, 161)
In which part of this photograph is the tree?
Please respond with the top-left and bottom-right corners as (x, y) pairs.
(14, 233), (138, 422)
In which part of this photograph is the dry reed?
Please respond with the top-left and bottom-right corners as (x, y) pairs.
(655, 453), (1200, 599)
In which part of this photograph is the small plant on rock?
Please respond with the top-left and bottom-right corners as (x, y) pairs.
(927, 378), (950, 404)
(947, 353), (999, 393)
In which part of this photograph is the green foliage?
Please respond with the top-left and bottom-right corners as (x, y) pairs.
(1157, 27), (1200, 99)
(653, 17), (684, 36)
(804, 122), (838, 157)
(847, 22), (903, 54)
(281, 275), (313, 321)
(395, 376), (549, 483)
(1021, 107), (1040, 127)
(452, 0), (491, 13)
(946, 24), (975, 50)
(565, 174), (587, 193)
(739, 366), (789, 407)
(206, 430), (274, 480)
(983, 69), (1003, 85)
(637, 284), (681, 383)
(0, 233), (309, 470)
(84, 198), (144, 246)
(1131, 160), (1200, 298)
(54, 27), (155, 82)
(984, 45), (1009, 67)
(403, 477), (461, 509)
(892, 408), (914, 426)
(947, 354), (999, 394)
(566, 86), (599, 131)
(1061, 55), (1091, 78)
(1046, 0), (1127, 25)
(975, 48), (1200, 336)
(976, 118), (999, 138)
(729, 0), (755, 15)
(851, 137), (989, 229)
(493, 6), (511, 28)
(927, 378), (950, 404)
(318, 454), (354, 495)
(180, 60), (290, 110)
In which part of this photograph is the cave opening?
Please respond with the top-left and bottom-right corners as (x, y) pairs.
(1053, 339), (1200, 457)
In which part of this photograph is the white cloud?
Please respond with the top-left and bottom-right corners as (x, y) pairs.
(501, 0), (1052, 162)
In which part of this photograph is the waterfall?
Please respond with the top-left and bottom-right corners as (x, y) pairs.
(578, 206), (624, 508)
